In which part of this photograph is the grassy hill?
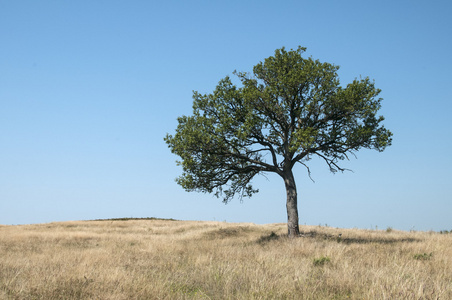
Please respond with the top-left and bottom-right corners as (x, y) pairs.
(1, 219), (451, 299)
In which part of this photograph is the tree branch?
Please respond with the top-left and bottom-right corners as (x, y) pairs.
(297, 161), (315, 182)
(314, 152), (352, 173)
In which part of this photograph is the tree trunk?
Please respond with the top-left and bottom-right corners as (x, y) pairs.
(283, 169), (300, 238)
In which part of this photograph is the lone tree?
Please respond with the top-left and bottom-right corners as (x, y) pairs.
(165, 46), (392, 237)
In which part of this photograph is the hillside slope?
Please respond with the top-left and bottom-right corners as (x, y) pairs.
(1, 219), (451, 299)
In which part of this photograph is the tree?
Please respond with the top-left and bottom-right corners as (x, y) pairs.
(164, 46), (392, 237)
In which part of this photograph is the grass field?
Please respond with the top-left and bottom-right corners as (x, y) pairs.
(1, 218), (451, 299)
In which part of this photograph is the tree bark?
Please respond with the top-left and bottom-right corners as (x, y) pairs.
(283, 169), (300, 237)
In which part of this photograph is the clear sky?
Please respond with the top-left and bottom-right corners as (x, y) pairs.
(1, 1), (451, 231)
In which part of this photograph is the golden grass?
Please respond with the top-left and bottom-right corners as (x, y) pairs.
(1, 219), (451, 299)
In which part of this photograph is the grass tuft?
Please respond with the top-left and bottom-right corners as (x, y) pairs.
(413, 252), (433, 260)
(257, 231), (280, 244)
(313, 256), (331, 266)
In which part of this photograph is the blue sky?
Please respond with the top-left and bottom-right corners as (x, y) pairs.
(1, 1), (451, 231)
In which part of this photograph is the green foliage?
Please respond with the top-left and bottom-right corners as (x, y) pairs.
(169, 283), (203, 297)
(413, 252), (433, 260)
(313, 256), (331, 266)
(165, 46), (392, 202)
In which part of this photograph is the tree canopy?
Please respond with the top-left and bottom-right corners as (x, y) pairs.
(165, 46), (392, 236)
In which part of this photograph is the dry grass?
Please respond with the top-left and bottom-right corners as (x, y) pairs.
(1, 219), (451, 299)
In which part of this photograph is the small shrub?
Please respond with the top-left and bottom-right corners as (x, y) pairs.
(205, 226), (253, 239)
(169, 283), (202, 297)
(257, 231), (279, 244)
(313, 256), (331, 266)
(386, 227), (393, 233)
(413, 252), (433, 260)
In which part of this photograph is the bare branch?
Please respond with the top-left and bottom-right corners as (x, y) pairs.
(297, 161), (315, 183)
(314, 151), (352, 173)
